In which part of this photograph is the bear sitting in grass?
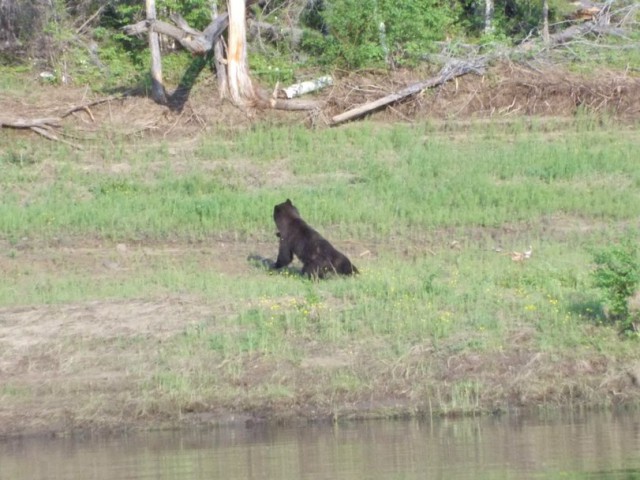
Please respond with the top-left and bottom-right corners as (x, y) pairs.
(272, 199), (358, 279)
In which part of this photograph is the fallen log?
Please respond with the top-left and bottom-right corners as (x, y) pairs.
(331, 60), (485, 126)
(0, 95), (121, 148)
(0, 117), (61, 129)
(280, 76), (333, 99)
(0, 117), (83, 149)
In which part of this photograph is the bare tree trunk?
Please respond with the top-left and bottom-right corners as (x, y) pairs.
(542, 0), (550, 44)
(484, 0), (494, 35)
(125, 0), (317, 111)
(211, 1), (228, 98)
(146, 0), (167, 104)
(226, 0), (256, 107)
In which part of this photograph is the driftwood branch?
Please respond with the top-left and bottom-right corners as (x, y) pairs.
(169, 12), (202, 37)
(0, 95), (122, 149)
(60, 96), (118, 118)
(269, 98), (322, 111)
(123, 15), (229, 55)
(0, 117), (83, 149)
(0, 117), (61, 129)
(331, 60), (486, 126)
(123, 0), (259, 55)
(520, 22), (628, 49)
(76, 5), (106, 34)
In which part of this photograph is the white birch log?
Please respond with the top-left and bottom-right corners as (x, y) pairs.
(280, 76), (333, 99)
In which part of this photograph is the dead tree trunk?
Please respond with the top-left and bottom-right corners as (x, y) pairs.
(123, 0), (319, 111)
(146, 0), (167, 104)
(542, 0), (550, 44)
(211, 1), (228, 98)
(225, 0), (256, 107)
(484, 0), (494, 35)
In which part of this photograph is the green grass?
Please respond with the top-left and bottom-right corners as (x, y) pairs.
(2, 118), (640, 423)
(3, 120), (640, 339)
(2, 121), (640, 239)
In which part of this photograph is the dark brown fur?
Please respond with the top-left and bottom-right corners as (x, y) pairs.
(272, 199), (358, 279)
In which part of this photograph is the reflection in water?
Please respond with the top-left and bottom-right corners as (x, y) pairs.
(1, 411), (640, 480)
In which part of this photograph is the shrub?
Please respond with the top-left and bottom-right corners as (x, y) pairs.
(304, 0), (456, 68)
(592, 238), (640, 332)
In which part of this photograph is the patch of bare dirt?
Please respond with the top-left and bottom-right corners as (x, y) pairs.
(0, 297), (208, 353)
(0, 238), (276, 436)
(0, 295), (213, 437)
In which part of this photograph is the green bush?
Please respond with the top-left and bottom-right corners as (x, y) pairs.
(377, 0), (456, 58)
(105, 0), (212, 31)
(304, 0), (456, 68)
(592, 238), (640, 332)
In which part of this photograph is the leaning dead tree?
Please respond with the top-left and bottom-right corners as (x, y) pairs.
(123, 0), (318, 111)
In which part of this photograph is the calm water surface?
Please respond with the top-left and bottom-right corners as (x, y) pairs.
(2, 411), (640, 479)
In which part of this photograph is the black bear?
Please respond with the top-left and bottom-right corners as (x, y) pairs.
(272, 199), (358, 279)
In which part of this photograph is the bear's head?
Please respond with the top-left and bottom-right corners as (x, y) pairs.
(273, 199), (301, 231)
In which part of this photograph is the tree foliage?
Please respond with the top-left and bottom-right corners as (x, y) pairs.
(302, 0), (457, 68)
(1, 0), (637, 76)
(104, 0), (213, 31)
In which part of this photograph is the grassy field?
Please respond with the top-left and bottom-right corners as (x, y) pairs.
(1, 116), (640, 435)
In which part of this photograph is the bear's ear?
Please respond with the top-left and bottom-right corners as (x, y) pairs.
(285, 199), (292, 205)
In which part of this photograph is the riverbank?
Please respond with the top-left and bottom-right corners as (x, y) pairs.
(2, 70), (640, 438)
(1, 232), (640, 438)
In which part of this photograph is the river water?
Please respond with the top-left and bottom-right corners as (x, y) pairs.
(1, 411), (639, 479)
